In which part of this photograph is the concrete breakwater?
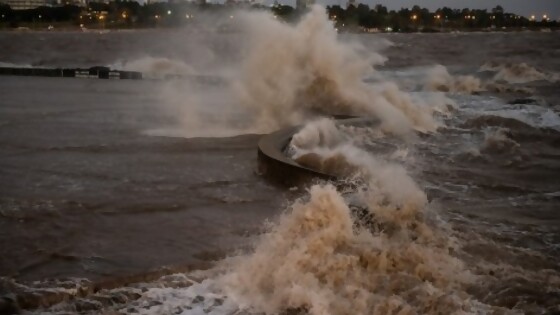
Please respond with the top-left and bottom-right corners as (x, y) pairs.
(257, 116), (373, 187)
(0, 66), (143, 80)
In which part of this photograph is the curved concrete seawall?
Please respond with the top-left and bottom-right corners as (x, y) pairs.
(257, 116), (375, 187)
(257, 125), (336, 187)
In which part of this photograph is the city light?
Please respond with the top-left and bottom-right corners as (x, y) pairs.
(2, 2), (556, 31)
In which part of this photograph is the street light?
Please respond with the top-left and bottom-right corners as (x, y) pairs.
(411, 14), (417, 20)
(98, 14), (105, 29)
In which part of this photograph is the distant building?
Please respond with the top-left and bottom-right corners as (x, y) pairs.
(59, 0), (86, 6)
(7, 0), (48, 9)
(6, 0), (85, 9)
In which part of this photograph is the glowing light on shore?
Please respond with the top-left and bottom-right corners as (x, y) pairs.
(411, 14), (417, 20)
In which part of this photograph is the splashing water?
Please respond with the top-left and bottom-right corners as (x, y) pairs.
(220, 183), (496, 315)
(424, 65), (483, 94)
(215, 118), (503, 315)
(111, 56), (197, 79)
(157, 5), (441, 138)
(11, 7), (560, 315)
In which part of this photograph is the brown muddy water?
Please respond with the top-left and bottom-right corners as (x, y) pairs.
(0, 8), (559, 315)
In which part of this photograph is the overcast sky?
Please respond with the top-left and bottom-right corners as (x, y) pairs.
(276, 0), (560, 18)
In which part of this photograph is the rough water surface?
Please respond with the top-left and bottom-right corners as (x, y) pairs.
(0, 7), (559, 315)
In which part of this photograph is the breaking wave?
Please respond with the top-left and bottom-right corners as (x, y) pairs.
(480, 61), (559, 84)
(221, 185), (488, 315)
(423, 65), (483, 94)
(218, 120), (503, 315)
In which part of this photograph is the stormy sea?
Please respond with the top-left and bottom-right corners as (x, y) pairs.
(1, 7), (559, 315)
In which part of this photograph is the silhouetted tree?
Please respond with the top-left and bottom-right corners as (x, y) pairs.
(492, 5), (504, 14)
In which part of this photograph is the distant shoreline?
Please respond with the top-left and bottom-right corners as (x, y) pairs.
(1, 25), (558, 34)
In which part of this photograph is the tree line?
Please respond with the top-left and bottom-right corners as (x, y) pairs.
(0, 1), (557, 30)
(324, 4), (558, 31)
